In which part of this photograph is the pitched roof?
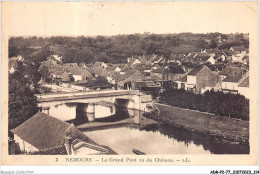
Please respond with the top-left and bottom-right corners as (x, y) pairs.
(165, 65), (185, 74)
(222, 50), (234, 57)
(120, 66), (132, 72)
(11, 112), (95, 150)
(207, 64), (224, 72)
(128, 58), (141, 66)
(187, 65), (205, 76)
(196, 55), (211, 62)
(182, 61), (195, 68)
(106, 65), (120, 72)
(153, 56), (162, 62)
(147, 54), (158, 62)
(71, 67), (92, 77)
(111, 72), (121, 81)
(222, 71), (243, 83)
(187, 52), (198, 58)
(93, 61), (106, 67)
(242, 55), (249, 60)
(231, 46), (248, 52)
(238, 76), (249, 87)
(117, 70), (145, 82)
(219, 65), (242, 76)
(93, 67), (109, 76)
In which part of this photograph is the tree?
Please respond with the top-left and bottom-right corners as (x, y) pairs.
(39, 65), (50, 82)
(209, 40), (217, 49)
(8, 71), (38, 137)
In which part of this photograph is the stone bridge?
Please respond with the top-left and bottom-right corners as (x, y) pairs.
(36, 89), (154, 122)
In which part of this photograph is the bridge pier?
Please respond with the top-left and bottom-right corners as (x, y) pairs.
(76, 103), (95, 122)
(86, 103), (95, 122)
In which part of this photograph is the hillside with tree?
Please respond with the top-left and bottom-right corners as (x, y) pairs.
(9, 33), (249, 64)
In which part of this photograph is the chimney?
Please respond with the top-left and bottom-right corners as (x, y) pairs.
(65, 135), (73, 155)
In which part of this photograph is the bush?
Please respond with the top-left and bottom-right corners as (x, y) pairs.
(158, 88), (249, 120)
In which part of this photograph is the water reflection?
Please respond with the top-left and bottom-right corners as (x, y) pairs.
(139, 123), (249, 154)
(48, 102), (249, 154)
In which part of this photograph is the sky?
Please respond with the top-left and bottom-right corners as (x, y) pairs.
(2, 1), (258, 37)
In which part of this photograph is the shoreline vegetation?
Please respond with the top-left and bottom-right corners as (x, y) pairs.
(144, 103), (249, 144)
(155, 88), (249, 121)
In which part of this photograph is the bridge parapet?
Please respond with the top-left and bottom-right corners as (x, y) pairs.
(36, 90), (139, 103)
(37, 89), (154, 113)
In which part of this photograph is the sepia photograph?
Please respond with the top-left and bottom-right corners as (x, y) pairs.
(1, 1), (258, 167)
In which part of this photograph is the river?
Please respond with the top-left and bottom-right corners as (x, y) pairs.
(48, 102), (249, 154)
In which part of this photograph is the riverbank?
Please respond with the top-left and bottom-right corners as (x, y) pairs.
(146, 103), (249, 144)
(76, 118), (131, 130)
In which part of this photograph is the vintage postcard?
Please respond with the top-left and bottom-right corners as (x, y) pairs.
(1, 1), (258, 166)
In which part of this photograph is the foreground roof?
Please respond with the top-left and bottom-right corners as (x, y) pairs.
(11, 112), (95, 150)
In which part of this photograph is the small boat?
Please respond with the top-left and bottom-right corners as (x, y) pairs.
(133, 149), (146, 155)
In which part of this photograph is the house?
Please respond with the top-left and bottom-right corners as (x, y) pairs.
(230, 46), (248, 55)
(231, 52), (247, 62)
(92, 62), (108, 69)
(10, 112), (116, 155)
(93, 67), (110, 77)
(187, 52), (198, 59)
(132, 63), (146, 72)
(9, 66), (16, 74)
(222, 49), (234, 58)
(117, 70), (145, 89)
(106, 65), (121, 73)
(108, 72), (121, 84)
(176, 75), (187, 90)
(193, 54), (216, 64)
(202, 49), (216, 57)
(143, 66), (153, 77)
(153, 56), (167, 65)
(50, 70), (63, 80)
(207, 64), (224, 73)
(241, 55), (249, 63)
(221, 71), (248, 95)
(120, 66), (132, 75)
(70, 67), (93, 82)
(218, 62), (244, 81)
(147, 54), (158, 64)
(137, 55), (147, 64)
(181, 62), (195, 73)
(164, 65), (186, 81)
(237, 75), (249, 98)
(168, 54), (181, 64)
(127, 58), (142, 66)
(51, 55), (62, 62)
(150, 68), (165, 81)
(185, 65), (218, 93)
(61, 72), (71, 82)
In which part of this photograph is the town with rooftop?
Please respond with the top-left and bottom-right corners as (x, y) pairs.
(8, 33), (250, 155)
